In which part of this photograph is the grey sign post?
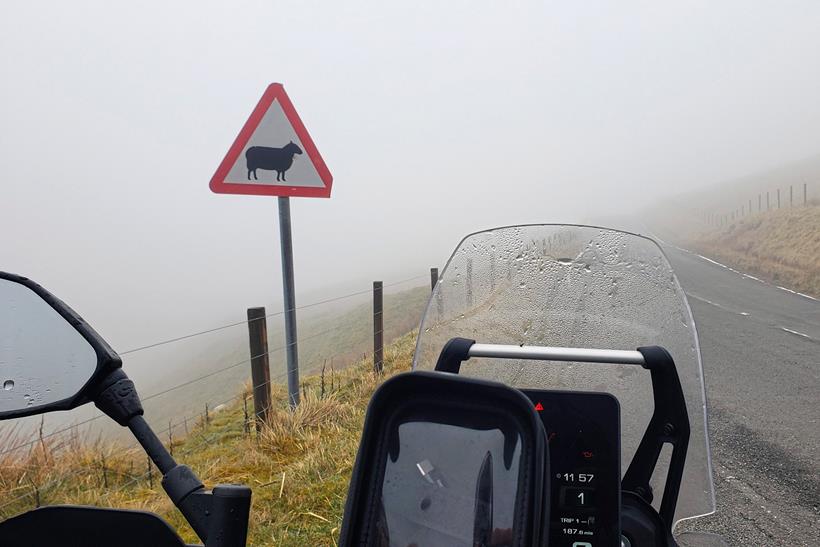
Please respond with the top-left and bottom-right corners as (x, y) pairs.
(278, 197), (300, 407)
(210, 84), (334, 408)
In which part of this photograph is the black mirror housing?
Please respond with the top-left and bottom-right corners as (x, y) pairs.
(339, 370), (550, 547)
(0, 271), (122, 420)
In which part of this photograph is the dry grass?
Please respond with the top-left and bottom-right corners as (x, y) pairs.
(0, 419), (146, 516)
(0, 332), (418, 546)
(689, 203), (820, 297)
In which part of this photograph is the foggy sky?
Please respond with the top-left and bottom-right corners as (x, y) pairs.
(2, 1), (820, 356)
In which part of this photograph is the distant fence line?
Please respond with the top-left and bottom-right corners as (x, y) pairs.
(701, 181), (815, 228)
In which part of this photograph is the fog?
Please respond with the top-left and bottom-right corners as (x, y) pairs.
(2, 1), (820, 379)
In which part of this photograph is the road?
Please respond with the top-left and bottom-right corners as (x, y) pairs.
(661, 243), (819, 546)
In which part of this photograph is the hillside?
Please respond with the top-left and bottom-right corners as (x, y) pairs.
(0, 332), (417, 546)
(646, 154), (820, 297)
(689, 204), (820, 297)
(651, 153), (820, 227)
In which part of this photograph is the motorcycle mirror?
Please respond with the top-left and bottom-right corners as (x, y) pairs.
(0, 271), (252, 546)
(339, 370), (550, 547)
(0, 272), (121, 420)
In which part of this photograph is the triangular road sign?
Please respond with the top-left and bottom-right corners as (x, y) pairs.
(210, 83), (333, 198)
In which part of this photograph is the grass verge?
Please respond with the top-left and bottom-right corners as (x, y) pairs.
(0, 332), (418, 546)
(689, 204), (820, 297)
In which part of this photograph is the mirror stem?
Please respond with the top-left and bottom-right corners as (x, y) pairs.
(93, 369), (179, 476)
(94, 369), (212, 542)
(128, 414), (176, 474)
(94, 368), (251, 545)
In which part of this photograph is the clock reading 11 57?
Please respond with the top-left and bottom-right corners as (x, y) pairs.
(560, 473), (595, 483)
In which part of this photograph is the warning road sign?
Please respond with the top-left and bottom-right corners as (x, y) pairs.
(210, 83), (333, 198)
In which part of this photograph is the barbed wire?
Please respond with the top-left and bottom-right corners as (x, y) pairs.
(2, 346), (375, 515)
(0, 318), (391, 511)
(0, 364), (300, 513)
(0, 274), (425, 458)
(0, 419), (176, 513)
(120, 274), (426, 355)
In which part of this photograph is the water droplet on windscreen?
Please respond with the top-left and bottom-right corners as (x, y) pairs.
(557, 257), (573, 265)
(3, 380), (13, 391)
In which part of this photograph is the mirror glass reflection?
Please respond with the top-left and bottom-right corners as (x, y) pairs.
(0, 279), (97, 414)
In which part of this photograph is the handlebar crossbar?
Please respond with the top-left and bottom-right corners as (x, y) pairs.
(468, 344), (646, 365)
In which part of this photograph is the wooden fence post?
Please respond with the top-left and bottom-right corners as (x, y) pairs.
(373, 281), (384, 373)
(243, 396), (250, 437)
(430, 268), (439, 291)
(320, 360), (326, 399)
(247, 307), (272, 433)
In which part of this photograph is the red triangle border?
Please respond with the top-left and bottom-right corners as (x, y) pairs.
(209, 83), (333, 198)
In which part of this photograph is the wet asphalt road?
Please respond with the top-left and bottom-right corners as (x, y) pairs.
(662, 244), (819, 546)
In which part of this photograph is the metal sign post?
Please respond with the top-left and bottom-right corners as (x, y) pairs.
(210, 84), (333, 408)
(278, 197), (300, 407)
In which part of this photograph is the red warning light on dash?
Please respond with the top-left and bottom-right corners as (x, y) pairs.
(534, 402), (544, 411)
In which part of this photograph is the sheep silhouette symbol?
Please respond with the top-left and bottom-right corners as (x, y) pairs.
(245, 141), (303, 182)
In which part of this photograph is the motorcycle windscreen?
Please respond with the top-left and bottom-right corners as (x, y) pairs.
(413, 225), (715, 531)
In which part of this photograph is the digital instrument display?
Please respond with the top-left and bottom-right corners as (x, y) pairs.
(521, 390), (621, 547)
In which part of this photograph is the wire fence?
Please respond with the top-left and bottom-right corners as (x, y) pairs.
(119, 273), (427, 355)
(701, 181), (816, 227)
(0, 348), (353, 515)
(1, 272), (427, 458)
(0, 270), (432, 516)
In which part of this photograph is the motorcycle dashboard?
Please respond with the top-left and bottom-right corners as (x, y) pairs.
(521, 389), (621, 547)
